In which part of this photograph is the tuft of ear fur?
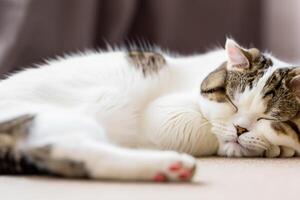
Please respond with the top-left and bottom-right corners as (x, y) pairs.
(225, 39), (249, 71)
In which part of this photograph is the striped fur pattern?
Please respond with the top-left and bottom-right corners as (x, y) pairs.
(127, 51), (167, 76)
(0, 115), (47, 174)
(0, 115), (87, 176)
(200, 39), (300, 157)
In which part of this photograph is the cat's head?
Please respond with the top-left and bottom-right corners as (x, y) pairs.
(200, 39), (300, 156)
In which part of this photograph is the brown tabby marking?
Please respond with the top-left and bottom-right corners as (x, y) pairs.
(0, 114), (39, 174)
(262, 68), (300, 121)
(0, 114), (87, 176)
(127, 51), (166, 76)
(201, 49), (273, 103)
(27, 145), (88, 178)
(271, 122), (285, 133)
(226, 51), (273, 98)
(0, 114), (35, 148)
(200, 45), (300, 145)
(271, 121), (300, 142)
(200, 63), (227, 102)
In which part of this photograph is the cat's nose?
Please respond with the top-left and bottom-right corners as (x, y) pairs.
(234, 125), (249, 136)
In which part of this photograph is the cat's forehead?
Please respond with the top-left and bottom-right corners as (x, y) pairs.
(233, 65), (299, 117)
(235, 66), (286, 97)
(232, 68), (272, 104)
(200, 52), (296, 110)
(226, 54), (273, 98)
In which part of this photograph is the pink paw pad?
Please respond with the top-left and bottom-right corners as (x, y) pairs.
(154, 173), (167, 182)
(169, 162), (182, 171)
(179, 170), (192, 180)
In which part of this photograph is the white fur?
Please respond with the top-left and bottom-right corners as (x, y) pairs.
(0, 49), (227, 180)
(0, 41), (296, 180)
(199, 42), (298, 157)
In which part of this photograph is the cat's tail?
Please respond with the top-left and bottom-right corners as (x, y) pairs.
(0, 114), (50, 175)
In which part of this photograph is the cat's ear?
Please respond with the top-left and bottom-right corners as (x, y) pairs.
(225, 39), (250, 71)
(201, 63), (227, 102)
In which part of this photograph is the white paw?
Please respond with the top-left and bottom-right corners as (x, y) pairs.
(218, 142), (243, 157)
(152, 152), (197, 182)
(280, 146), (295, 158)
(265, 145), (280, 158)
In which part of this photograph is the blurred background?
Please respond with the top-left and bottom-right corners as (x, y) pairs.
(0, 0), (299, 76)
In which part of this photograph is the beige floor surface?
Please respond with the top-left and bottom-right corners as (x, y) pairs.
(0, 158), (299, 200)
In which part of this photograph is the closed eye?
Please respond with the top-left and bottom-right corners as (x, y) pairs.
(226, 95), (238, 112)
(257, 117), (278, 121)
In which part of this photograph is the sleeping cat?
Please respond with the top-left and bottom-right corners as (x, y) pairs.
(0, 39), (299, 182)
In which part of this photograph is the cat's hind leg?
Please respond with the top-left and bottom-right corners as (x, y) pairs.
(0, 114), (46, 174)
(19, 112), (197, 181)
(30, 141), (197, 181)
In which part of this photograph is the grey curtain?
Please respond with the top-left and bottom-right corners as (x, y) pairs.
(0, 0), (261, 76)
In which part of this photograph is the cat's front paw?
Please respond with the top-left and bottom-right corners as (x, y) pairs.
(153, 152), (197, 182)
(264, 145), (296, 158)
(279, 146), (295, 157)
(218, 142), (243, 157)
(265, 145), (280, 158)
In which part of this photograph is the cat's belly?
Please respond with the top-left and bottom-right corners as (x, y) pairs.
(84, 86), (219, 156)
(140, 93), (219, 156)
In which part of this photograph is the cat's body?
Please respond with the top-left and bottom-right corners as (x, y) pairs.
(0, 49), (223, 151)
(0, 48), (223, 180)
(0, 39), (299, 181)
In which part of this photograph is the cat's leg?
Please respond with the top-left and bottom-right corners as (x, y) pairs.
(257, 121), (298, 157)
(279, 146), (296, 157)
(265, 146), (295, 158)
(26, 141), (197, 181)
(16, 112), (197, 181)
(264, 145), (280, 158)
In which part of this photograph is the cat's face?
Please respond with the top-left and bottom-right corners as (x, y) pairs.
(200, 39), (300, 157)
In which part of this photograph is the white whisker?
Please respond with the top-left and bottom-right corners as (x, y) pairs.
(238, 138), (269, 150)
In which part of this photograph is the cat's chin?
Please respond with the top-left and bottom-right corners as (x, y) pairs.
(219, 142), (264, 157)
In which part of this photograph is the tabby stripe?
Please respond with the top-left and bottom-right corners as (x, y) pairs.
(0, 114), (35, 134)
(201, 86), (225, 94)
(0, 152), (50, 175)
(284, 120), (300, 137)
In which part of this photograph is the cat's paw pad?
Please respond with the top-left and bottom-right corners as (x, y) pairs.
(167, 161), (196, 181)
(153, 173), (167, 182)
(153, 153), (196, 182)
